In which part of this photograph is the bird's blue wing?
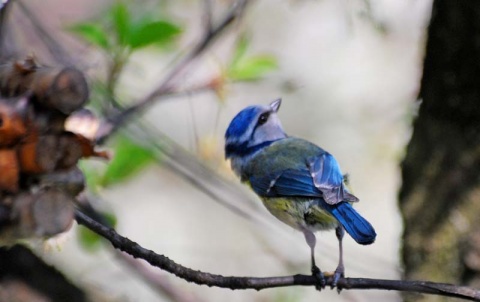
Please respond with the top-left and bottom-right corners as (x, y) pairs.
(246, 141), (358, 203)
(249, 169), (320, 198)
(308, 153), (358, 204)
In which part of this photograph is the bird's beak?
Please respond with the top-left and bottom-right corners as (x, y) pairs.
(270, 98), (281, 113)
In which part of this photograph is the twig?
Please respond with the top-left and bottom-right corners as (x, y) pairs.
(11, 0), (243, 143)
(124, 122), (395, 273)
(0, 0), (15, 59)
(116, 251), (206, 302)
(97, 0), (250, 143)
(74, 209), (480, 301)
(16, 1), (74, 65)
(124, 123), (261, 223)
(202, 0), (214, 34)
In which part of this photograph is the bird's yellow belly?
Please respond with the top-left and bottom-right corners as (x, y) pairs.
(259, 197), (339, 232)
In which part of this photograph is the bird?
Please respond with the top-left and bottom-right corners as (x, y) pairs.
(224, 98), (376, 288)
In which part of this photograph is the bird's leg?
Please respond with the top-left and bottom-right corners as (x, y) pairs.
(302, 228), (325, 290)
(333, 226), (345, 290)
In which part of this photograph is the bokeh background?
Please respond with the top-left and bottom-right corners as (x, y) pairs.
(3, 0), (434, 301)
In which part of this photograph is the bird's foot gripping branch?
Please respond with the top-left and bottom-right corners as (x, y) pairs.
(224, 98), (376, 290)
(74, 209), (480, 300)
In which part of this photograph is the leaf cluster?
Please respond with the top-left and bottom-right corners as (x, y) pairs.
(70, 1), (181, 51)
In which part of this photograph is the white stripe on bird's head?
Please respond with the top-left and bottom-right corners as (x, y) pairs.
(225, 99), (287, 158)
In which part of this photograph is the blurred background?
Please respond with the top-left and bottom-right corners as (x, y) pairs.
(0, 0), (436, 301)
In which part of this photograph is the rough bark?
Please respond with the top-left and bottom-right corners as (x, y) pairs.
(399, 1), (480, 301)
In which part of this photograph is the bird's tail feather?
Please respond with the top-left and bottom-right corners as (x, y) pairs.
(328, 203), (376, 245)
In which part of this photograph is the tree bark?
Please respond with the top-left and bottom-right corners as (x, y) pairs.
(399, 1), (480, 301)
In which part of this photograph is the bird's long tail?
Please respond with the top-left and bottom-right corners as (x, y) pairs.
(328, 203), (376, 245)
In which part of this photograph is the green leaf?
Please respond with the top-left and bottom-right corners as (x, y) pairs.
(69, 23), (110, 49)
(231, 36), (249, 67)
(111, 1), (130, 45)
(228, 55), (278, 81)
(128, 20), (181, 49)
(100, 136), (156, 187)
(228, 35), (278, 81)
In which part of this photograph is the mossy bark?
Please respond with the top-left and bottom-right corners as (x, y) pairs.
(399, 1), (480, 301)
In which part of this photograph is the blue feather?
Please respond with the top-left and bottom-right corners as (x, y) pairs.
(225, 106), (262, 139)
(250, 169), (320, 197)
(240, 137), (375, 244)
(310, 153), (343, 188)
(327, 203), (376, 245)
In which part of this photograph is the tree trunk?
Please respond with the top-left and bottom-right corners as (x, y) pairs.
(399, 1), (480, 301)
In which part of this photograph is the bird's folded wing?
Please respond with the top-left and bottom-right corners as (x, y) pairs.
(248, 152), (359, 204)
(249, 169), (320, 198)
(307, 153), (358, 205)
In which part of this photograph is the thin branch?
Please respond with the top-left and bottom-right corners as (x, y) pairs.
(97, 0), (250, 144)
(202, 0), (214, 34)
(11, 0), (244, 144)
(124, 121), (395, 271)
(16, 1), (74, 65)
(74, 210), (480, 301)
(124, 123), (261, 223)
(116, 251), (206, 302)
(0, 0), (16, 59)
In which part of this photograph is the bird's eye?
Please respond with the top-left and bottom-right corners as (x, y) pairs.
(258, 112), (269, 125)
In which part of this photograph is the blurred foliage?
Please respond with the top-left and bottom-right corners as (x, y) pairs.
(100, 135), (156, 187)
(272, 288), (303, 302)
(78, 212), (117, 251)
(70, 1), (181, 52)
(70, 1), (279, 199)
(69, 23), (110, 49)
(211, 35), (278, 102)
(79, 160), (101, 193)
(70, 0), (183, 103)
(80, 134), (156, 191)
(227, 35), (278, 81)
(77, 133), (155, 252)
(70, 1), (278, 253)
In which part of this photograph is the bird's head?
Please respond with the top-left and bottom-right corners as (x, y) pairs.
(225, 98), (286, 160)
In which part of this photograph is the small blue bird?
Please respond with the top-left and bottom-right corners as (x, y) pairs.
(225, 98), (376, 288)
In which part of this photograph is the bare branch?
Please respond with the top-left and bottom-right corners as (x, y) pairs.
(0, 0), (16, 59)
(116, 252), (206, 302)
(202, 0), (214, 34)
(96, 0), (250, 144)
(16, 1), (74, 65)
(122, 121), (262, 224)
(9, 0), (242, 144)
(74, 210), (480, 301)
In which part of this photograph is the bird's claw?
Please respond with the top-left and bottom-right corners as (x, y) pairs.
(311, 265), (326, 290)
(331, 268), (345, 292)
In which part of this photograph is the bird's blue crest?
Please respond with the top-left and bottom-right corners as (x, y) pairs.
(225, 105), (263, 140)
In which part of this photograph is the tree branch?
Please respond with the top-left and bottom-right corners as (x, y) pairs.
(116, 251), (206, 302)
(96, 0), (250, 144)
(16, 1), (75, 65)
(74, 209), (480, 301)
(0, 0), (16, 60)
